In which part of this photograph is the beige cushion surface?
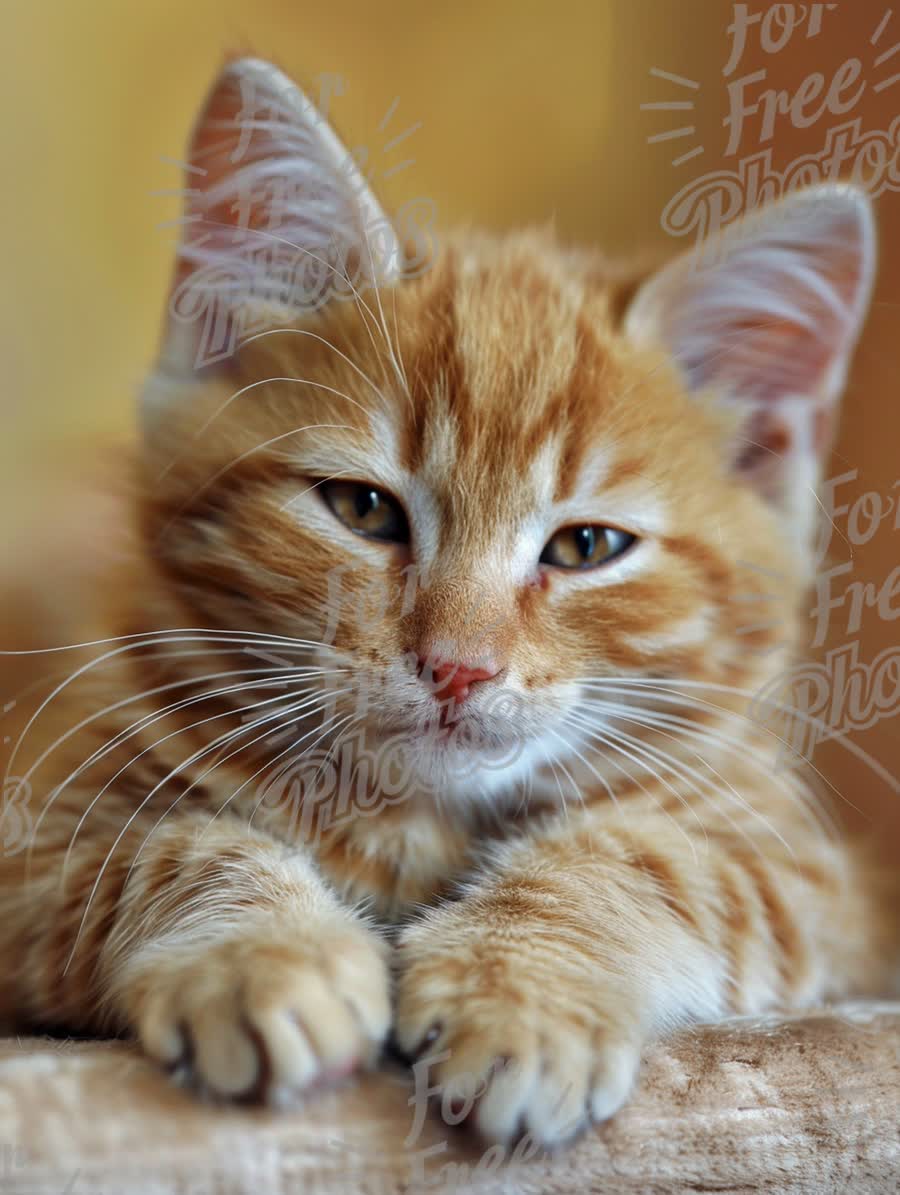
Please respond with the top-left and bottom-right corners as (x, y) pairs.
(0, 1003), (897, 1195)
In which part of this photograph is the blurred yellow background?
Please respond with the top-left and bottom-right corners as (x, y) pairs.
(2, 0), (899, 843)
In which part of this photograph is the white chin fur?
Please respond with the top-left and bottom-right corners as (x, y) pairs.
(370, 734), (545, 805)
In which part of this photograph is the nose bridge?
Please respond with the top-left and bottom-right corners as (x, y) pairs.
(403, 570), (512, 667)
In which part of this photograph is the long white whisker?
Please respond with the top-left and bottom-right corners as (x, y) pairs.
(560, 714), (701, 861)
(241, 327), (394, 411)
(543, 724), (631, 828)
(63, 684), (353, 972)
(29, 668), (343, 865)
(390, 278), (409, 394)
(216, 702), (360, 846)
(156, 422), (355, 541)
(1, 626), (339, 657)
(245, 706), (366, 833)
(178, 216), (397, 388)
(4, 629), (337, 780)
(359, 217), (411, 402)
(126, 696), (356, 885)
(569, 707), (793, 862)
(581, 679), (883, 809)
(581, 697), (842, 841)
(58, 681), (341, 882)
(21, 660), (344, 810)
(157, 381), (370, 484)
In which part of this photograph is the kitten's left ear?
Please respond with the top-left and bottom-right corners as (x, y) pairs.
(157, 57), (401, 378)
(624, 184), (876, 542)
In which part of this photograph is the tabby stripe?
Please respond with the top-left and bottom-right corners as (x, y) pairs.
(715, 863), (751, 1013)
(628, 849), (705, 939)
(740, 852), (807, 999)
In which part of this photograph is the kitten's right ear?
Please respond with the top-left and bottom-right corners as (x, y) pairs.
(623, 184), (875, 549)
(156, 57), (401, 378)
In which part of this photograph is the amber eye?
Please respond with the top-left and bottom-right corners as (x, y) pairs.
(539, 524), (635, 569)
(320, 480), (410, 543)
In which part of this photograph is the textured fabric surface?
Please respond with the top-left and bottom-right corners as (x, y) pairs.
(0, 1004), (897, 1194)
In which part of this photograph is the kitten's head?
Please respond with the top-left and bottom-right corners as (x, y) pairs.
(141, 59), (875, 805)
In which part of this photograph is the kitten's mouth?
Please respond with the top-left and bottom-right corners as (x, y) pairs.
(373, 710), (524, 760)
(435, 702), (463, 735)
(376, 715), (470, 744)
(399, 697), (472, 736)
(343, 700), (544, 799)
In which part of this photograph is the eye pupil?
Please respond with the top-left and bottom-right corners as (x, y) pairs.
(356, 489), (379, 519)
(576, 526), (595, 559)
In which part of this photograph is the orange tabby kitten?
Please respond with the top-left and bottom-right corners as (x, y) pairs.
(1, 58), (895, 1147)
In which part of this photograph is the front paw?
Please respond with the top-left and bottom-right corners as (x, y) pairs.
(115, 910), (391, 1104)
(394, 899), (643, 1148)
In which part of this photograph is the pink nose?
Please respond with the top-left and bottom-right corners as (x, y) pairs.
(417, 657), (499, 704)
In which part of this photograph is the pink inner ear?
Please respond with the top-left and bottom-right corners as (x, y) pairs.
(626, 187), (875, 531)
(681, 233), (869, 407)
(177, 62), (296, 280)
(161, 58), (396, 374)
(164, 65), (273, 373)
